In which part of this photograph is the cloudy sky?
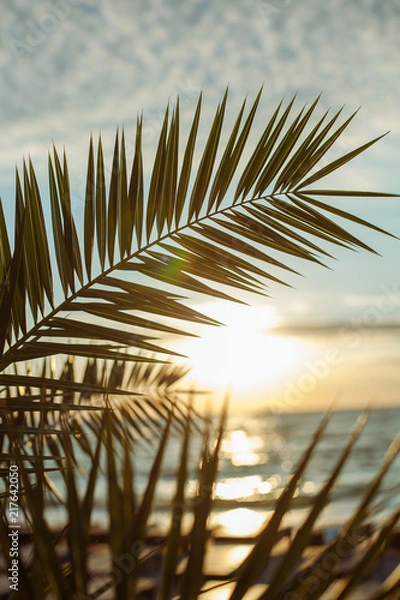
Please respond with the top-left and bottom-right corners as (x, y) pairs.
(0, 0), (399, 408)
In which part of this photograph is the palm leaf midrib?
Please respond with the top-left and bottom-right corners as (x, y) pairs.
(0, 190), (290, 370)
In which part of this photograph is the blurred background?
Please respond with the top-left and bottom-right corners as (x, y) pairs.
(0, 0), (399, 411)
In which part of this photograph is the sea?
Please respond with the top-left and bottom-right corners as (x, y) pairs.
(149, 406), (400, 536)
(44, 405), (400, 537)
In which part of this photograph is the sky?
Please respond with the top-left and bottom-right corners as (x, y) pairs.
(0, 0), (399, 410)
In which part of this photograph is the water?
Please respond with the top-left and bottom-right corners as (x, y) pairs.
(154, 407), (399, 533)
(44, 405), (400, 535)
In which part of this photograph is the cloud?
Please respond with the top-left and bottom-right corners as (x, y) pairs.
(0, 0), (399, 245)
(0, 1), (399, 147)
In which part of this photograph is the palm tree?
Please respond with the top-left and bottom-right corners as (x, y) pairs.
(0, 90), (398, 599)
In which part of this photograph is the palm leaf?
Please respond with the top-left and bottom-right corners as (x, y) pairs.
(279, 434), (400, 599)
(180, 397), (228, 600)
(159, 402), (192, 600)
(258, 413), (368, 599)
(229, 409), (333, 600)
(335, 507), (400, 600)
(0, 90), (397, 419)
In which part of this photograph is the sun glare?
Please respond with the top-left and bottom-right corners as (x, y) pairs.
(175, 302), (300, 401)
(222, 430), (265, 466)
(211, 508), (267, 537)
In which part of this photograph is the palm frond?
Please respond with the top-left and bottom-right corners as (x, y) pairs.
(0, 90), (396, 386)
(0, 354), (191, 475)
(3, 406), (398, 599)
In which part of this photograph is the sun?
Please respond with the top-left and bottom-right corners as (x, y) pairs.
(173, 302), (300, 401)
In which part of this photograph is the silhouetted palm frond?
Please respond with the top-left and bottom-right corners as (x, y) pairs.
(0, 90), (396, 399)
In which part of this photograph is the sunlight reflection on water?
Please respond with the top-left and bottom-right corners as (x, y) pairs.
(38, 407), (400, 534)
(211, 508), (267, 537)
